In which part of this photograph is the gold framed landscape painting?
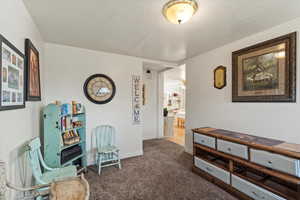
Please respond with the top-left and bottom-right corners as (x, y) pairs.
(232, 32), (296, 102)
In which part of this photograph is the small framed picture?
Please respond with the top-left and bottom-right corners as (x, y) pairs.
(232, 32), (296, 102)
(214, 66), (226, 89)
(0, 34), (25, 111)
(25, 39), (41, 101)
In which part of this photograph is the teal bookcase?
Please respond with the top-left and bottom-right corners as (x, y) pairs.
(42, 103), (87, 168)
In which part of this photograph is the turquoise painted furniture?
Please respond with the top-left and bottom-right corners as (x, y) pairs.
(1, 161), (51, 200)
(94, 125), (121, 175)
(27, 137), (77, 185)
(42, 103), (87, 168)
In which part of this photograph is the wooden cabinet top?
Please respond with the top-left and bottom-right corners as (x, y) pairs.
(193, 127), (300, 159)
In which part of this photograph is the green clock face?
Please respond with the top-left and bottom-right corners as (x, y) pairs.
(83, 74), (116, 104)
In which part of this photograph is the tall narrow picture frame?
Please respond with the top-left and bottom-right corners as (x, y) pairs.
(25, 39), (41, 101)
(0, 34), (25, 111)
(232, 32), (297, 102)
(214, 66), (226, 89)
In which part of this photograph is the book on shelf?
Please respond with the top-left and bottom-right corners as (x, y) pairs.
(72, 120), (83, 128)
(61, 116), (72, 131)
(61, 103), (72, 116)
(62, 129), (80, 146)
(57, 101), (84, 116)
(72, 101), (84, 115)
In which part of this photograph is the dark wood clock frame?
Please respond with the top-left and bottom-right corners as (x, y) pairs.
(83, 74), (116, 104)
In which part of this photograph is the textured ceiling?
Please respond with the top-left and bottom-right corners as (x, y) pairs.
(24, 0), (300, 63)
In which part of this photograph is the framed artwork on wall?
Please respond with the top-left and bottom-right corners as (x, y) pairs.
(0, 34), (25, 111)
(214, 66), (226, 89)
(232, 32), (296, 102)
(25, 39), (41, 101)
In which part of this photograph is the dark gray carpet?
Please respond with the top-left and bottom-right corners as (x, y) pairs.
(86, 139), (237, 200)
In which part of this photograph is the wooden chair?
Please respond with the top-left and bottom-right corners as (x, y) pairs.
(1, 161), (89, 200)
(0, 161), (49, 200)
(94, 125), (121, 175)
(177, 117), (185, 128)
(27, 137), (77, 185)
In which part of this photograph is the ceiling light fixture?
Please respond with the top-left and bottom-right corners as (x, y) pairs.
(162, 0), (198, 24)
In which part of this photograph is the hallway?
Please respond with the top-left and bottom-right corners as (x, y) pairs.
(167, 127), (185, 146)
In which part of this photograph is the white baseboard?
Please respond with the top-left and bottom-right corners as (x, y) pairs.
(87, 150), (144, 166)
(121, 150), (143, 159)
(185, 148), (193, 155)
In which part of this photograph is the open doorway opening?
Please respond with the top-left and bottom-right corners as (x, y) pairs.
(163, 65), (186, 146)
(141, 62), (185, 147)
(141, 62), (174, 141)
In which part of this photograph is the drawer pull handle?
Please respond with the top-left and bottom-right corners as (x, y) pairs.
(252, 191), (264, 199)
(201, 140), (205, 143)
(205, 167), (213, 172)
(268, 161), (272, 164)
(227, 147), (231, 151)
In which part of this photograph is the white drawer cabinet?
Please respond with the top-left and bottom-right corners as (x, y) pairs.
(250, 149), (300, 177)
(194, 133), (216, 149)
(194, 157), (230, 184)
(217, 139), (248, 159)
(232, 175), (286, 200)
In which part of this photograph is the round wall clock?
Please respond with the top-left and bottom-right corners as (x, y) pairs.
(83, 74), (116, 104)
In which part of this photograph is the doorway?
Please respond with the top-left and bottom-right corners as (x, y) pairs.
(163, 65), (186, 146)
(141, 62), (186, 147)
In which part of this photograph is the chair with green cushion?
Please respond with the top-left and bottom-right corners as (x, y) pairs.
(27, 137), (77, 185)
(94, 125), (121, 175)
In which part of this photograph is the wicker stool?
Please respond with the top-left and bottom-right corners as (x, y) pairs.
(50, 174), (90, 200)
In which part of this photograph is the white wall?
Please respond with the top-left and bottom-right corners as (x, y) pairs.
(142, 69), (158, 140)
(185, 17), (300, 154)
(0, 0), (45, 199)
(157, 72), (165, 138)
(44, 43), (148, 164)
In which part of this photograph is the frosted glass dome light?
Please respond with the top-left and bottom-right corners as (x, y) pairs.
(162, 0), (198, 24)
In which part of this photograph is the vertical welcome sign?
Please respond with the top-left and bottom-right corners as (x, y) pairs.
(132, 75), (141, 125)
